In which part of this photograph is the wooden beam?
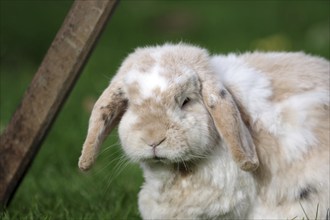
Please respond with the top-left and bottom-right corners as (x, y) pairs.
(0, 0), (119, 207)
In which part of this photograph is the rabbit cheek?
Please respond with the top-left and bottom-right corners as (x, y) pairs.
(118, 110), (147, 161)
(184, 106), (218, 155)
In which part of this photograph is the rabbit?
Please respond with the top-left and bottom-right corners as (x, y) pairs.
(78, 43), (329, 219)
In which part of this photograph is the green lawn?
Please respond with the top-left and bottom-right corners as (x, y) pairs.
(0, 0), (329, 219)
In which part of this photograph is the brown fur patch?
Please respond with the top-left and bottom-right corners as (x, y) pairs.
(242, 52), (329, 102)
(137, 52), (156, 73)
(173, 161), (195, 177)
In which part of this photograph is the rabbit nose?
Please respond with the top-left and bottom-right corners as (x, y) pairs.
(145, 137), (166, 148)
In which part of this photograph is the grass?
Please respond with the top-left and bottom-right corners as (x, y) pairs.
(291, 203), (320, 220)
(0, 0), (329, 219)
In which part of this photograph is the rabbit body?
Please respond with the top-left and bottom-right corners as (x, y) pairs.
(79, 44), (329, 219)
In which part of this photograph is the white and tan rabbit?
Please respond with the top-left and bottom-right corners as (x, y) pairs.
(78, 43), (329, 219)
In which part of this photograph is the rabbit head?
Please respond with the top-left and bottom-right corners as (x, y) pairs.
(78, 43), (259, 172)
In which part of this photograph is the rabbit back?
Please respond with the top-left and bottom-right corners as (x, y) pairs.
(214, 52), (330, 218)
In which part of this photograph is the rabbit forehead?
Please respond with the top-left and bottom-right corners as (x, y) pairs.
(124, 64), (198, 102)
(120, 43), (209, 103)
(125, 64), (168, 99)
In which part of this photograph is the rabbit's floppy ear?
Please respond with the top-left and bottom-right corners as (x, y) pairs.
(78, 82), (127, 171)
(202, 80), (259, 171)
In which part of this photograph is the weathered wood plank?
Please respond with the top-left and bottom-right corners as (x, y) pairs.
(0, 0), (119, 207)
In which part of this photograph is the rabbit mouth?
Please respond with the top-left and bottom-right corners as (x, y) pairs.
(153, 156), (167, 162)
(145, 156), (171, 164)
(146, 155), (196, 169)
(141, 155), (197, 175)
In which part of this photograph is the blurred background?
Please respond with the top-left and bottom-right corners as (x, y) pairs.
(1, 0), (329, 219)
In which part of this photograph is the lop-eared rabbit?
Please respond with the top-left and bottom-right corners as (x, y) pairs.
(78, 43), (329, 219)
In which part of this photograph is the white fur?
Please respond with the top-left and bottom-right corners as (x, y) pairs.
(125, 65), (168, 100)
(276, 90), (328, 160)
(211, 55), (277, 134)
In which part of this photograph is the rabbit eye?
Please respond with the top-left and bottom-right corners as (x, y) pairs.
(181, 97), (191, 108)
